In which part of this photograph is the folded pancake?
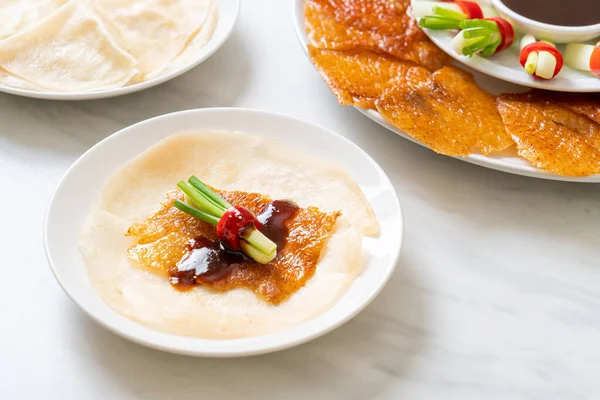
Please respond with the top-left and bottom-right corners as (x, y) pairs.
(305, 0), (448, 71)
(92, 0), (215, 78)
(80, 132), (377, 338)
(0, 67), (43, 91)
(0, 0), (68, 40)
(0, 1), (137, 91)
(497, 92), (600, 177)
(376, 67), (513, 156)
(162, 0), (219, 74)
(308, 45), (430, 109)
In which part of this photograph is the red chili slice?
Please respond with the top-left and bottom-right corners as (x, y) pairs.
(216, 206), (262, 250)
(519, 42), (564, 78)
(590, 42), (600, 77)
(455, 1), (483, 19)
(485, 17), (514, 53)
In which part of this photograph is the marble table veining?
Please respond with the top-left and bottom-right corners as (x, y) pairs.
(0, 1), (599, 399)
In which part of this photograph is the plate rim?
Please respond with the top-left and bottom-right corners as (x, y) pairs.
(0, 0), (240, 101)
(44, 107), (404, 356)
(291, 0), (600, 183)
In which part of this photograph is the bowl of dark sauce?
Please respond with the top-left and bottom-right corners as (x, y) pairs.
(491, 0), (600, 43)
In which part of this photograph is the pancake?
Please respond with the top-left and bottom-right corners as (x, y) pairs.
(305, 0), (449, 71)
(79, 132), (377, 339)
(0, 0), (218, 92)
(0, 1), (137, 92)
(0, 0), (68, 40)
(497, 92), (600, 177)
(162, 0), (219, 74)
(92, 0), (215, 78)
(376, 67), (513, 156)
(0, 67), (43, 91)
(308, 45), (430, 109)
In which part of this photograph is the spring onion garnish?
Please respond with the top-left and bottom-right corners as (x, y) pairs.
(416, 1), (485, 30)
(564, 42), (600, 77)
(519, 35), (563, 80)
(416, 2), (468, 30)
(173, 176), (278, 264)
(451, 17), (514, 57)
(416, 0), (514, 59)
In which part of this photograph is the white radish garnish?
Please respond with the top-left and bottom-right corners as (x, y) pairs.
(535, 51), (558, 79)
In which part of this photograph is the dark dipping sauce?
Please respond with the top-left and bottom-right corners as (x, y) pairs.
(169, 200), (300, 290)
(500, 0), (600, 26)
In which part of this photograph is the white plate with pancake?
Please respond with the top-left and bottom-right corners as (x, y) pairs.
(292, 0), (600, 183)
(44, 108), (403, 356)
(0, 0), (239, 100)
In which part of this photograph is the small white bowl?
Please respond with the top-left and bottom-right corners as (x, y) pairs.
(0, 0), (239, 100)
(44, 108), (403, 356)
(491, 0), (600, 43)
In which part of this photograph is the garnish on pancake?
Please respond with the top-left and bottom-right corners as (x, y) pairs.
(497, 92), (600, 177)
(127, 180), (341, 304)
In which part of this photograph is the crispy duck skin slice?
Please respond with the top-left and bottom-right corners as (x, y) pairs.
(308, 45), (430, 109)
(376, 67), (513, 156)
(309, 47), (511, 156)
(497, 92), (600, 177)
(305, 0), (449, 71)
(542, 91), (600, 126)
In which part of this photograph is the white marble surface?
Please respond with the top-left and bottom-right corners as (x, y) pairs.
(1, 1), (599, 398)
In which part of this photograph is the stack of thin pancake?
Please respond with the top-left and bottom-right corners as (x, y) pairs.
(0, 0), (218, 92)
(305, 0), (600, 177)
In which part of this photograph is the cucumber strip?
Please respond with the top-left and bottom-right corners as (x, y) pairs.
(564, 43), (594, 71)
(412, 1), (463, 18)
(520, 34), (536, 50)
(433, 4), (467, 20)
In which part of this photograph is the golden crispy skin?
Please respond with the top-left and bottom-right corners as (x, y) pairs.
(305, 0), (449, 71)
(376, 67), (513, 156)
(127, 189), (340, 305)
(497, 92), (600, 177)
(308, 45), (430, 108)
(543, 92), (600, 125)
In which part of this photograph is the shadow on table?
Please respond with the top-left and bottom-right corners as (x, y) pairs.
(0, 26), (251, 153)
(70, 253), (427, 400)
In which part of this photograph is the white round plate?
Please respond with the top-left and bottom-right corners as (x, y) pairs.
(411, 0), (600, 93)
(0, 0), (239, 100)
(45, 108), (403, 356)
(292, 0), (600, 183)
